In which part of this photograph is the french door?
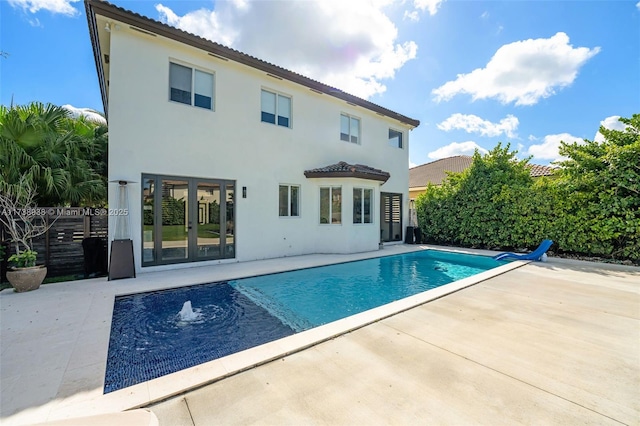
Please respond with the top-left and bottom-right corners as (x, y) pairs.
(380, 192), (402, 242)
(142, 175), (235, 266)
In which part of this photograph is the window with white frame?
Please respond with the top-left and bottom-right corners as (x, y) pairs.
(279, 185), (300, 217)
(353, 188), (373, 224)
(388, 128), (403, 148)
(169, 62), (214, 110)
(340, 114), (360, 144)
(320, 187), (341, 224)
(261, 89), (291, 127)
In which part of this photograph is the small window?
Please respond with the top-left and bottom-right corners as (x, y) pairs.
(194, 70), (213, 109)
(279, 185), (300, 217)
(320, 187), (341, 224)
(262, 89), (291, 128)
(353, 188), (373, 224)
(389, 129), (403, 148)
(169, 62), (214, 110)
(340, 114), (360, 144)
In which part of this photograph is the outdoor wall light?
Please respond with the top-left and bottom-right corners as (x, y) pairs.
(242, 186), (247, 198)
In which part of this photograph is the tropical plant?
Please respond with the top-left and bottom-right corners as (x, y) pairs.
(8, 250), (37, 268)
(0, 102), (107, 207)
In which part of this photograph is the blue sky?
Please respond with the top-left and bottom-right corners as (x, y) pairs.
(1, 0), (639, 166)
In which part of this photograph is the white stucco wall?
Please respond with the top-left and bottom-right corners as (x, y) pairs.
(104, 23), (413, 273)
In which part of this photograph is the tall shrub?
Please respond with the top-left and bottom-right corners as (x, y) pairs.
(555, 114), (640, 259)
(415, 114), (639, 263)
(416, 144), (540, 250)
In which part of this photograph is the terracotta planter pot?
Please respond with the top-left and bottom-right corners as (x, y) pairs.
(6, 266), (47, 292)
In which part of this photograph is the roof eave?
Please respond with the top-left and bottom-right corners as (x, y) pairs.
(304, 171), (390, 183)
(84, 0), (420, 128)
(85, 0), (109, 119)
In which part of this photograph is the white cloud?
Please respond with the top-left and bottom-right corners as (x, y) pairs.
(403, 10), (420, 21)
(413, 0), (445, 15)
(637, 1), (640, 10)
(8, 0), (80, 16)
(428, 141), (488, 160)
(62, 105), (106, 125)
(432, 32), (600, 106)
(594, 115), (627, 142)
(404, 0), (445, 21)
(437, 113), (519, 138)
(527, 133), (583, 161)
(409, 160), (418, 168)
(528, 134), (538, 141)
(156, 0), (418, 99)
(480, 11), (489, 19)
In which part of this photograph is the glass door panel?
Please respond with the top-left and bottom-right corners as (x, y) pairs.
(142, 175), (236, 266)
(225, 184), (235, 258)
(196, 182), (221, 259)
(142, 178), (155, 263)
(161, 179), (189, 261)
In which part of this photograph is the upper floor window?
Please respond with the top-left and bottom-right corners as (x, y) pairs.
(261, 90), (291, 127)
(389, 129), (403, 148)
(353, 188), (373, 224)
(279, 185), (300, 217)
(320, 187), (341, 224)
(340, 114), (360, 144)
(169, 62), (214, 110)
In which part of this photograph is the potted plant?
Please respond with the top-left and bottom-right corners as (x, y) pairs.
(0, 181), (55, 292)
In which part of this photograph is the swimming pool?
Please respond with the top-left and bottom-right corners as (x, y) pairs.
(104, 250), (504, 393)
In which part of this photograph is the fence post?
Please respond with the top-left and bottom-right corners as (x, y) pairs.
(84, 213), (91, 238)
(45, 213), (50, 267)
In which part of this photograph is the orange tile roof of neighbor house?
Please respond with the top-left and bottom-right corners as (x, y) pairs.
(409, 155), (555, 188)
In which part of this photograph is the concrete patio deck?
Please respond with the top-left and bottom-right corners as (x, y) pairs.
(149, 257), (639, 425)
(1, 246), (638, 425)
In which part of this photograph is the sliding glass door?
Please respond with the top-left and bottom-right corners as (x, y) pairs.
(142, 175), (235, 266)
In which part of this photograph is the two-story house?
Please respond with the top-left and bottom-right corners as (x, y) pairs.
(85, 0), (420, 273)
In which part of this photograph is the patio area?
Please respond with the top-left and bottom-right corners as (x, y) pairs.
(1, 246), (638, 425)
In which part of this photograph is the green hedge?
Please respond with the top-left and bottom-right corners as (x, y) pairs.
(416, 115), (640, 263)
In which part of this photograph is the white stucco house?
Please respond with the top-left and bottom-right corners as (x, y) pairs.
(85, 0), (420, 273)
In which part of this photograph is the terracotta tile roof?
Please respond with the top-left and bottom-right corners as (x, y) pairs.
(304, 162), (390, 183)
(409, 156), (555, 188)
(84, 0), (420, 128)
(527, 163), (555, 177)
(409, 156), (473, 187)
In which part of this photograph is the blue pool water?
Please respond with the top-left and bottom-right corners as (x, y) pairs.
(104, 250), (504, 393)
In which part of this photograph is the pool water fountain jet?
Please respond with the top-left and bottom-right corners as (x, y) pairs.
(178, 301), (200, 322)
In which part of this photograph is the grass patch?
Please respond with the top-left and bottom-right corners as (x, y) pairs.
(144, 223), (221, 241)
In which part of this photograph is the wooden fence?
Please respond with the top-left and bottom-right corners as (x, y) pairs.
(1, 208), (108, 281)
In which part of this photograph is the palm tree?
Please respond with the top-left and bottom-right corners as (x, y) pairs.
(0, 102), (107, 206)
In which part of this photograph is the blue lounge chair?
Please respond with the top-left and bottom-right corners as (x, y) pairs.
(493, 239), (553, 261)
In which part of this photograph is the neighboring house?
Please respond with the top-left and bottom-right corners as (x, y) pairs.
(409, 155), (555, 201)
(85, 0), (420, 273)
